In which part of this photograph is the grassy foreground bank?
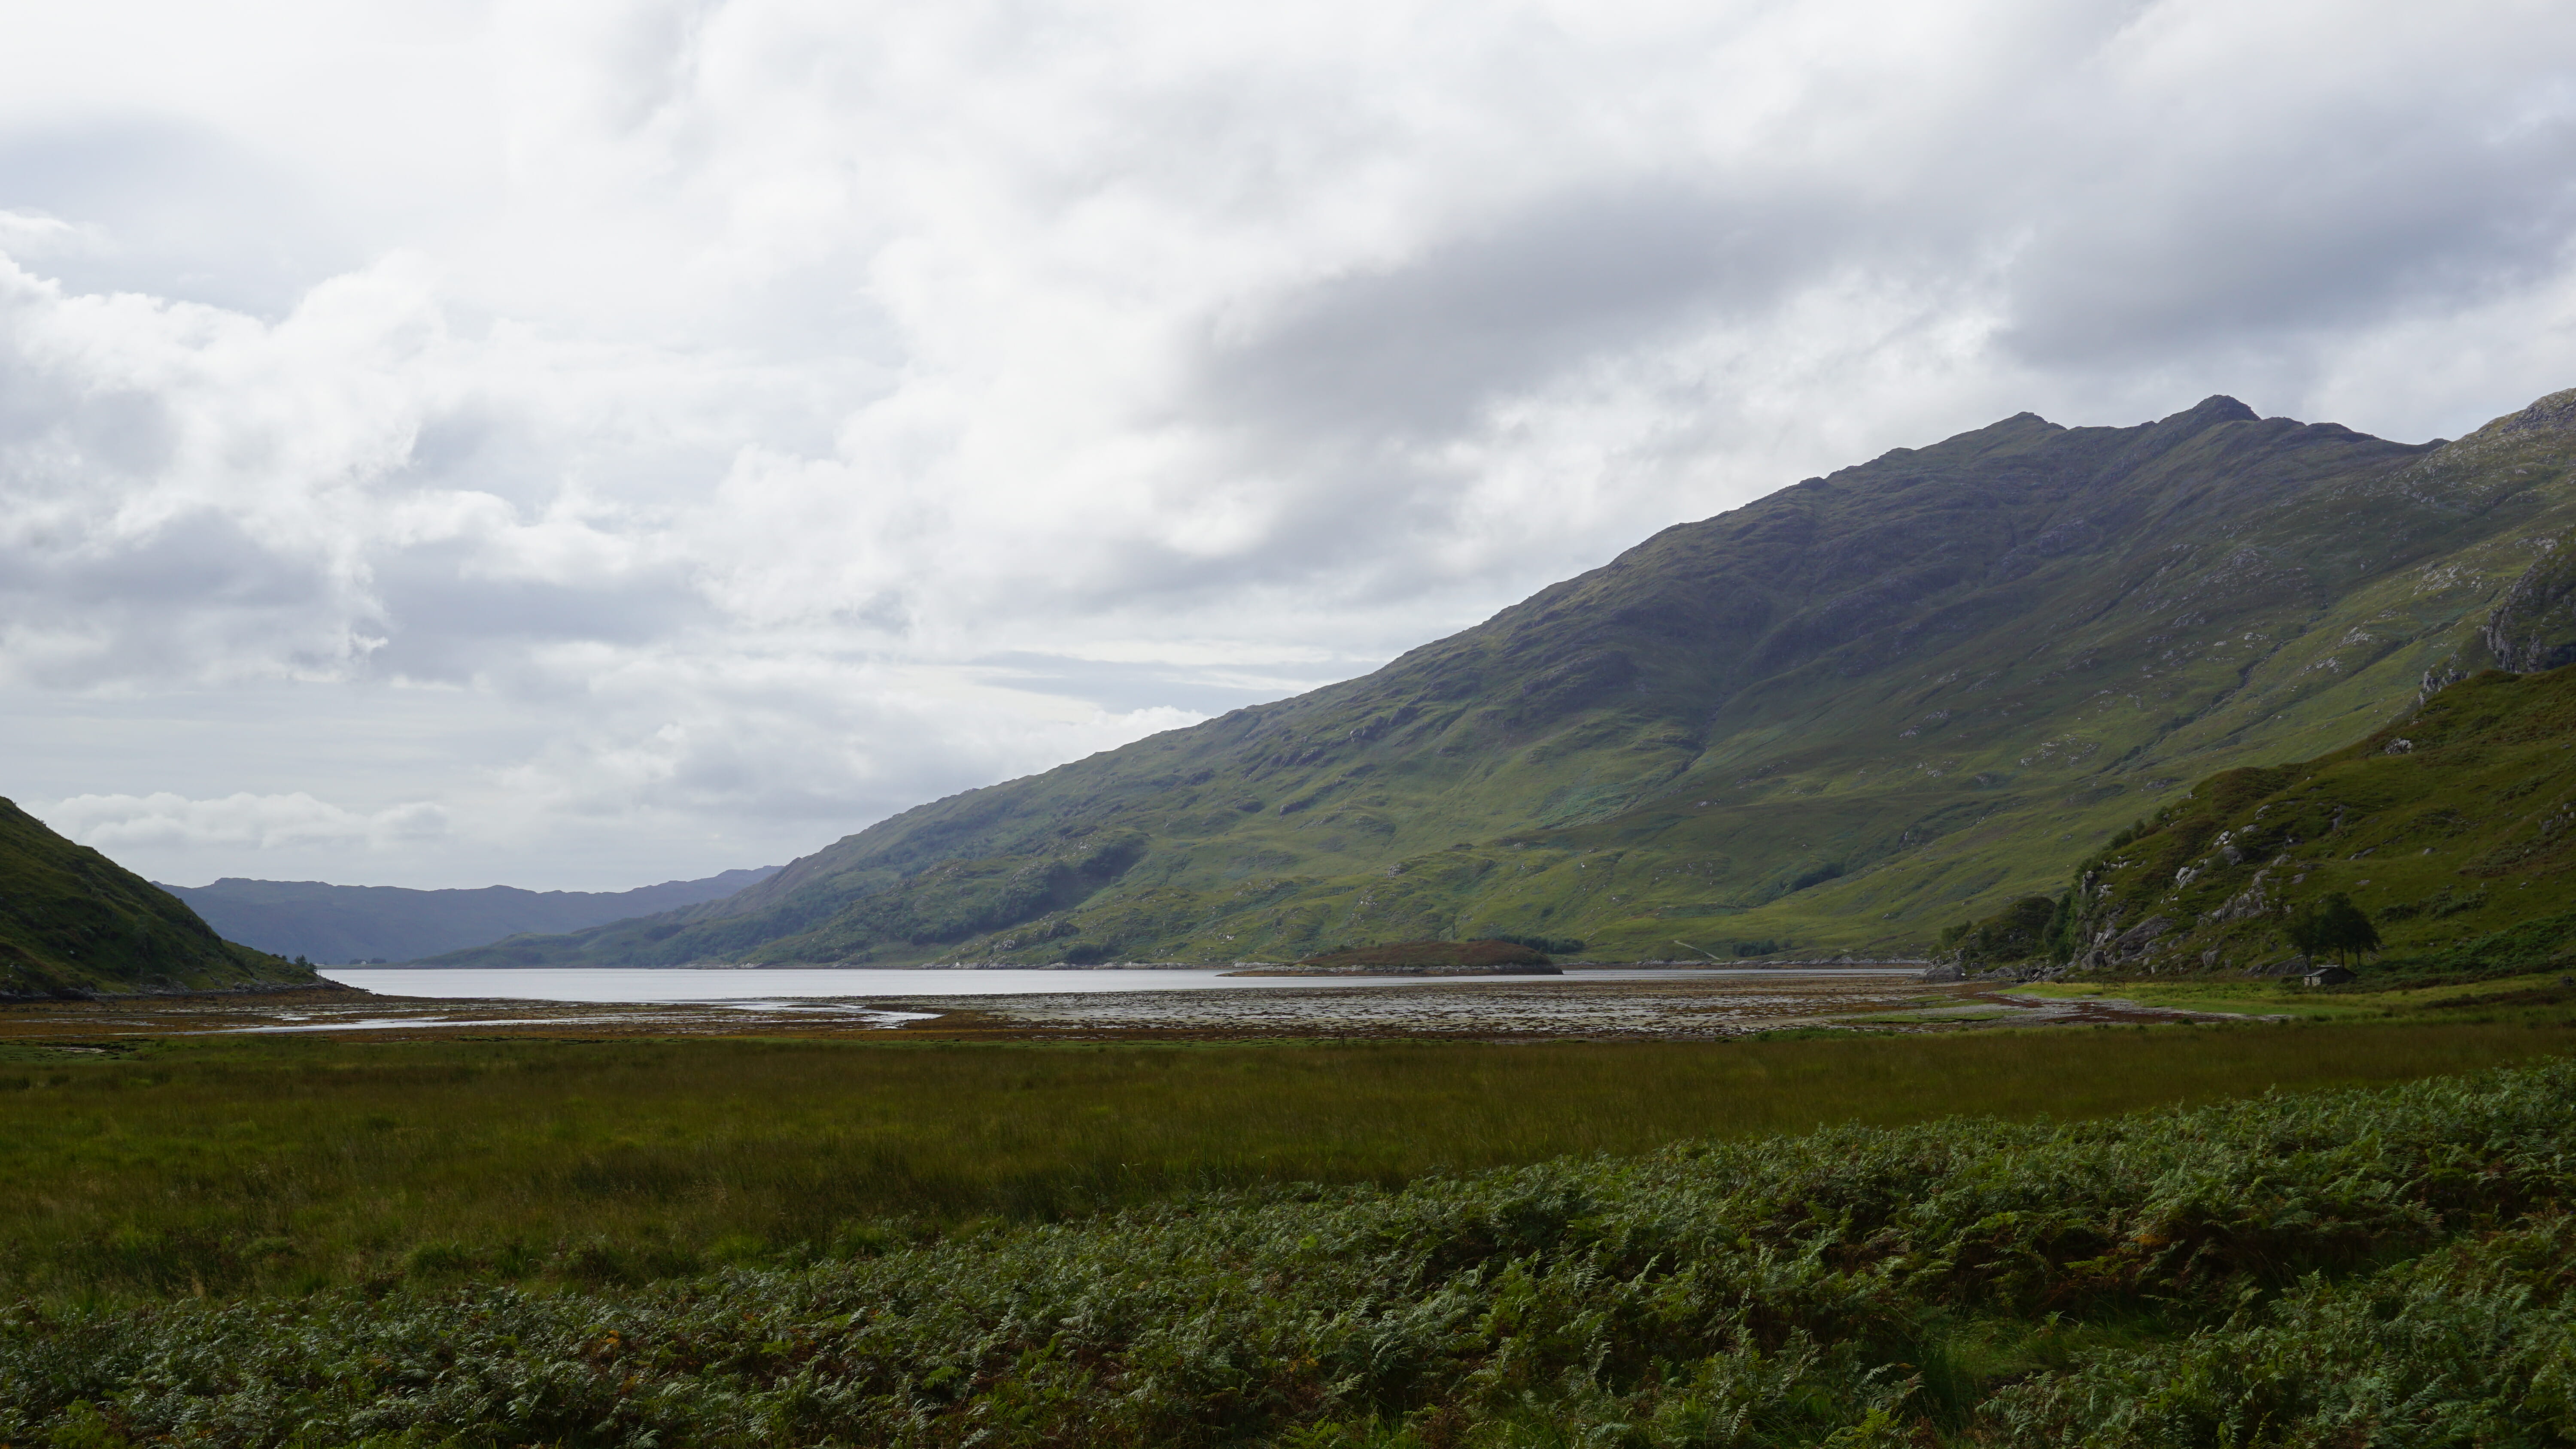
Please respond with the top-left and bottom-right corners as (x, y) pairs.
(8, 1052), (2576, 1446)
(2, 1022), (2569, 1303)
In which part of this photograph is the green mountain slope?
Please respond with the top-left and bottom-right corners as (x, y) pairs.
(437, 390), (2576, 968)
(2032, 661), (2576, 979)
(0, 800), (315, 997)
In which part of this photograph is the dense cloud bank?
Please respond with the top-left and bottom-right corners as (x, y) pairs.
(3, 0), (2573, 887)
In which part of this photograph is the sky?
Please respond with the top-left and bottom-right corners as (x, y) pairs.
(3, 0), (2575, 891)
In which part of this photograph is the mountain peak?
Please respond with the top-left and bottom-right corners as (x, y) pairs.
(2160, 395), (2259, 427)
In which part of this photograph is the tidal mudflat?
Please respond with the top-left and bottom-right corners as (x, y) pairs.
(0, 967), (2271, 1043)
(862, 970), (2269, 1039)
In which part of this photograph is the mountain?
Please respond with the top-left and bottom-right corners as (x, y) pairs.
(160, 868), (781, 965)
(0, 799), (313, 997)
(431, 389), (2576, 969)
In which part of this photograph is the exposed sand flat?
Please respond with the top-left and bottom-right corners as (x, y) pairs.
(879, 975), (1925, 1038)
(0, 972), (2281, 1045)
(876, 975), (2276, 1039)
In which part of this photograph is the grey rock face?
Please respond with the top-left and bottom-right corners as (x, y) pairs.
(2488, 387), (2576, 440)
(2206, 870), (2275, 925)
(2419, 656), (2470, 701)
(2078, 913), (2175, 971)
(2111, 915), (2173, 955)
(2485, 530), (2576, 675)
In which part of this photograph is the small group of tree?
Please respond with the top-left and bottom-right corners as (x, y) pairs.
(1674, 937), (1788, 961)
(2102, 815), (2160, 851)
(1299, 939), (1552, 970)
(2284, 892), (2380, 967)
(1941, 894), (2070, 965)
(1490, 934), (1586, 955)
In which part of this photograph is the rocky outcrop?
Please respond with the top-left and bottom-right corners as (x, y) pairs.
(2485, 386), (2576, 441)
(2205, 870), (2276, 925)
(2099, 915), (2172, 963)
(2485, 531), (2576, 675)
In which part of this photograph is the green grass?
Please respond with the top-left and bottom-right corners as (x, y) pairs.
(2010, 968), (2576, 1022)
(2005, 978), (2386, 1019)
(10, 1052), (2576, 1447)
(5, 1023), (2570, 1304)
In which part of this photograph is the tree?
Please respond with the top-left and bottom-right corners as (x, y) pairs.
(1947, 896), (2057, 966)
(2284, 893), (2380, 968)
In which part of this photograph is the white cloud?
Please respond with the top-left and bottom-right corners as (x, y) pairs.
(0, 0), (2572, 887)
(0, 210), (103, 260)
(47, 791), (449, 856)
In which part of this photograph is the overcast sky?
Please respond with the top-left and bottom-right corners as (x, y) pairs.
(3, 0), (2574, 891)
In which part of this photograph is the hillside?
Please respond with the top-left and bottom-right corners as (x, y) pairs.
(1981, 660), (2576, 979)
(0, 799), (314, 996)
(162, 867), (778, 965)
(434, 389), (2576, 968)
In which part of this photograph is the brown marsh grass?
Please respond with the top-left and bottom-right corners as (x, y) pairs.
(2, 1020), (2565, 1300)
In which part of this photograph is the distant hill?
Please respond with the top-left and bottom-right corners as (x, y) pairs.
(0, 799), (312, 996)
(429, 389), (2576, 968)
(159, 868), (780, 965)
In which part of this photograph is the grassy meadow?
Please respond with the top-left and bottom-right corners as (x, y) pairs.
(4, 1019), (2571, 1305)
(2014, 964), (2576, 1021)
(9, 1051), (2576, 1446)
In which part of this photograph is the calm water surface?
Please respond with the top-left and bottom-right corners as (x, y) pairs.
(317, 966), (1911, 1004)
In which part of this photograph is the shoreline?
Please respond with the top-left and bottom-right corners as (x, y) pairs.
(337, 958), (1936, 972)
